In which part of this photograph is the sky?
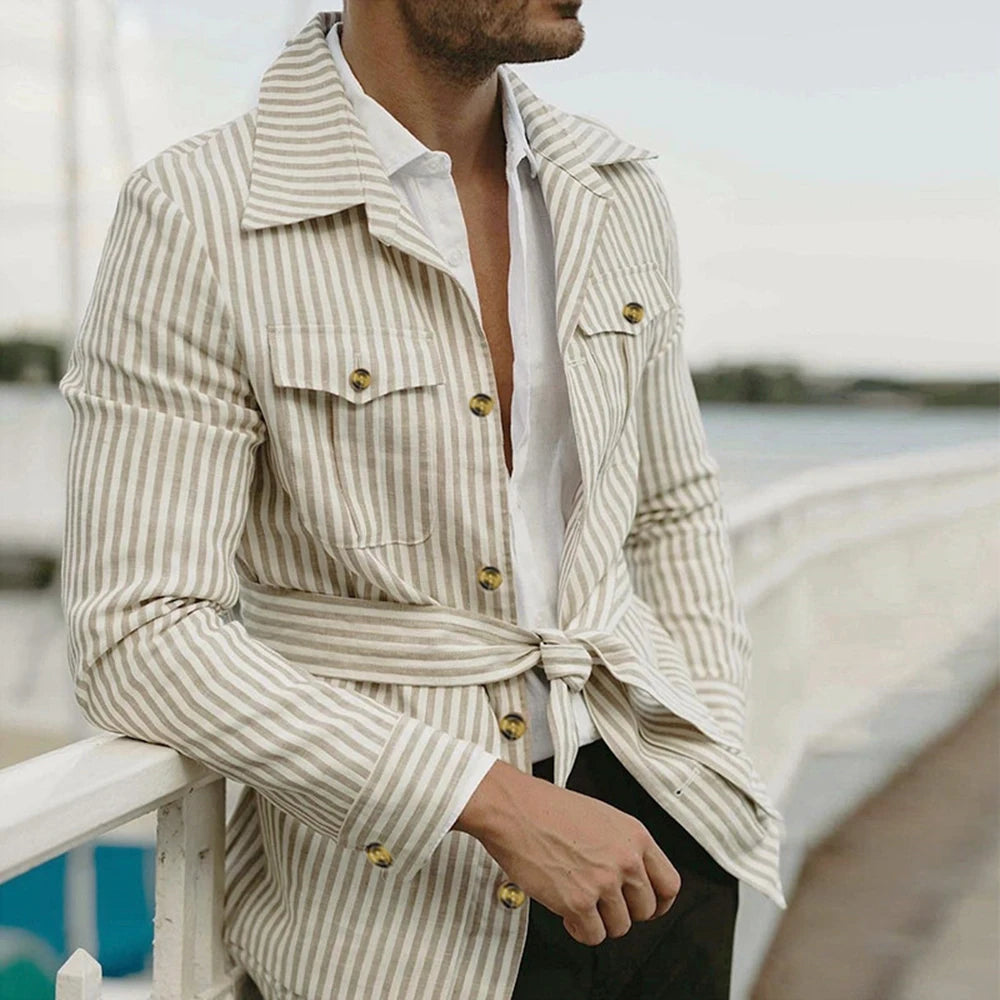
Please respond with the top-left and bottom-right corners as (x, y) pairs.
(2, 0), (998, 378)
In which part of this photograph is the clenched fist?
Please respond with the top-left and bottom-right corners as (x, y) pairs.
(452, 758), (681, 946)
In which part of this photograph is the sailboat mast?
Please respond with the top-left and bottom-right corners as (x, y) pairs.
(62, 0), (80, 347)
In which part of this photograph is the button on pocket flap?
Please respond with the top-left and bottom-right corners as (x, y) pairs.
(578, 263), (678, 337)
(266, 324), (445, 404)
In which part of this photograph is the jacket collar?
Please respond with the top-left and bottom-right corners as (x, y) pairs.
(324, 13), (540, 181)
(240, 9), (656, 232)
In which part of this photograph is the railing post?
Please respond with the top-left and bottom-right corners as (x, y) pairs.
(56, 948), (101, 1000)
(152, 778), (230, 1000)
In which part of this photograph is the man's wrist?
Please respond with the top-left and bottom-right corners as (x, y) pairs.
(450, 757), (524, 839)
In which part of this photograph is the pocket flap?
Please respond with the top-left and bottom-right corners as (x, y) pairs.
(578, 263), (678, 337)
(266, 324), (445, 404)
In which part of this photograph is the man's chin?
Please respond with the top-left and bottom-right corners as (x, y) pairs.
(506, 23), (585, 64)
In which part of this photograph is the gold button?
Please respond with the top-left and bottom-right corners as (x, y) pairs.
(499, 713), (526, 740)
(469, 393), (495, 417)
(622, 301), (644, 324)
(349, 367), (372, 390)
(477, 565), (503, 590)
(364, 842), (393, 868)
(497, 880), (526, 909)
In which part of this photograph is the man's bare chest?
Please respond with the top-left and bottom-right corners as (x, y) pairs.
(462, 176), (516, 476)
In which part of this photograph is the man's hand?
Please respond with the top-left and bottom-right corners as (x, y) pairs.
(452, 759), (681, 946)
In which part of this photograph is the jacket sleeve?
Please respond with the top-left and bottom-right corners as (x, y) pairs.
(58, 167), (499, 880)
(622, 178), (754, 749)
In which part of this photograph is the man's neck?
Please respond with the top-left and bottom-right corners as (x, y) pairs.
(337, 10), (507, 185)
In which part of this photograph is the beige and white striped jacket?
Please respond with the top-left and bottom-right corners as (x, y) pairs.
(58, 10), (786, 999)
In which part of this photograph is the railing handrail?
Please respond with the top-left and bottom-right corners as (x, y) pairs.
(727, 439), (997, 533)
(0, 732), (216, 884)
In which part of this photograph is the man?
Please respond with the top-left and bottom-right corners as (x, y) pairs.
(59, 5), (786, 999)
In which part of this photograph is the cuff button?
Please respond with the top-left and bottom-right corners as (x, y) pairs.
(497, 880), (526, 909)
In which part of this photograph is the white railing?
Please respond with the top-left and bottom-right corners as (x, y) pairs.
(0, 735), (240, 998)
(728, 440), (999, 996)
(1, 440), (997, 998)
(731, 440), (999, 793)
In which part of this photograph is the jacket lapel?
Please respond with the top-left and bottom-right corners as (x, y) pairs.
(241, 10), (660, 627)
(499, 73), (659, 627)
(500, 68), (658, 358)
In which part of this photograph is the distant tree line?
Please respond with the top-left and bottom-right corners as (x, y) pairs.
(692, 362), (998, 408)
(0, 334), (64, 384)
(0, 333), (996, 408)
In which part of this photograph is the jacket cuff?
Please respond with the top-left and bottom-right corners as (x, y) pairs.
(338, 713), (500, 882)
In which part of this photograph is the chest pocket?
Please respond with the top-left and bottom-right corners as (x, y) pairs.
(573, 263), (679, 470)
(265, 323), (446, 549)
(577, 261), (678, 346)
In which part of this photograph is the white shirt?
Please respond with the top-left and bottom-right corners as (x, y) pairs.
(325, 25), (601, 801)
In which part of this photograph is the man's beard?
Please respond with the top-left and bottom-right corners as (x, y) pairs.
(395, 0), (584, 87)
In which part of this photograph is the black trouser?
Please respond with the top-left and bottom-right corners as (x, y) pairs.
(511, 737), (739, 1000)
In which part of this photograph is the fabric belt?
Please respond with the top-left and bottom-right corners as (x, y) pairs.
(237, 579), (740, 791)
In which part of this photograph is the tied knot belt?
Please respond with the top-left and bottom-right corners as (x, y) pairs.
(237, 580), (741, 791)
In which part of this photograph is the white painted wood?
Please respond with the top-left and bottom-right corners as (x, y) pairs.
(64, 845), (98, 970)
(190, 976), (242, 1000)
(730, 441), (999, 797)
(152, 780), (228, 1000)
(56, 948), (102, 1000)
(730, 441), (997, 538)
(729, 443), (999, 999)
(0, 733), (216, 882)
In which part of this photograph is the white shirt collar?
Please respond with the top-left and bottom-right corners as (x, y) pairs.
(498, 64), (540, 180)
(326, 22), (539, 180)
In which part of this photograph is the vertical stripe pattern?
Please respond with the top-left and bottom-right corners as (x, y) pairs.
(58, 11), (786, 1000)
